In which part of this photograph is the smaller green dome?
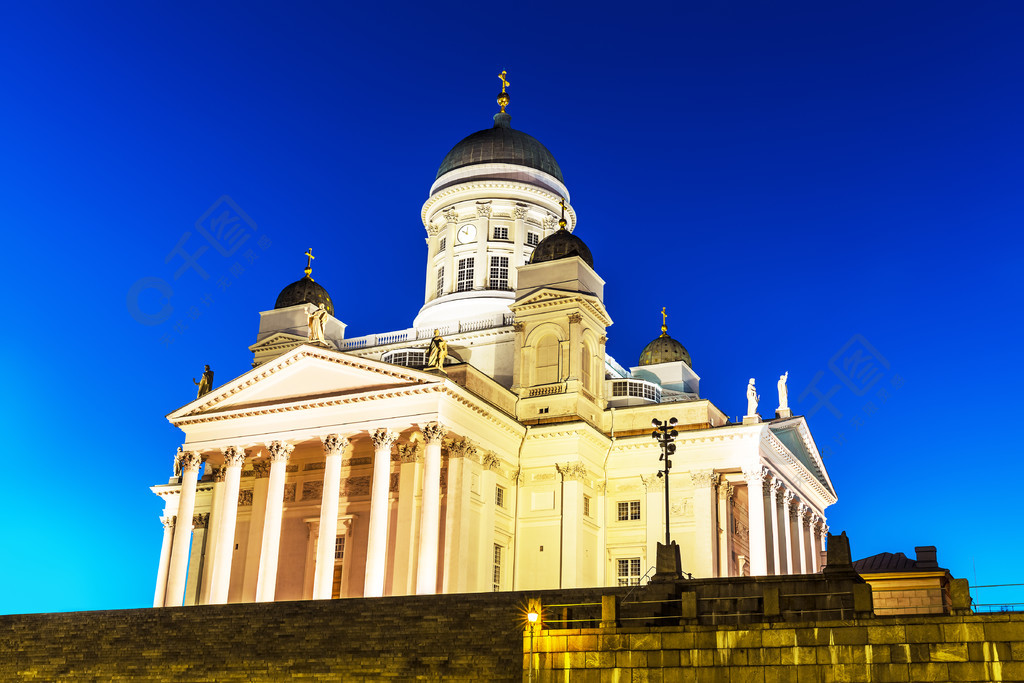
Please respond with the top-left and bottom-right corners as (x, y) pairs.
(639, 333), (691, 367)
(530, 229), (594, 268)
(274, 275), (334, 316)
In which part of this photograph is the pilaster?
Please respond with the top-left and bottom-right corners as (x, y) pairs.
(690, 470), (720, 577)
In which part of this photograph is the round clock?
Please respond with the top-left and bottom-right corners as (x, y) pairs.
(457, 224), (477, 244)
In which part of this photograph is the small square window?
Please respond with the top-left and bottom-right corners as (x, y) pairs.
(334, 535), (346, 562)
(617, 557), (641, 586)
(617, 500), (641, 521)
(583, 495), (592, 517)
(495, 485), (505, 508)
(527, 232), (540, 247)
(439, 237), (446, 252)
(493, 225), (509, 240)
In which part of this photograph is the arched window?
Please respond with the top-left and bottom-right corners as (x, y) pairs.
(535, 334), (559, 385)
(581, 340), (593, 394)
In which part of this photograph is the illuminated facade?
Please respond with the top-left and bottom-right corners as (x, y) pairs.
(151, 86), (837, 607)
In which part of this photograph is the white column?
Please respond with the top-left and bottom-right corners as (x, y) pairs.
(596, 482), (607, 587)
(184, 514), (209, 606)
(717, 482), (734, 577)
(416, 422), (447, 594)
(642, 474), (663, 575)
(769, 479), (783, 576)
(303, 520), (319, 599)
(313, 434), (348, 600)
(255, 440), (294, 602)
(165, 449), (202, 606)
(478, 455), (499, 591)
(365, 428), (398, 598)
(557, 462), (584, 588)
(820, 523), (830, 567)
(153, 516), (175, 607)
(511, 204), (527, 290)
(796, 504), (809, 574)
(782, 491), (796, 574)
(209, 446), (246, 604)
(474, 204), (490, 289)
(811, 517), (824, 571)
(690, 470), (719, 577)
(393, 441), (423, 595)
(442, 437), (475, 593)
(198, 468), (225, 605)
(742, 467), (769, 577)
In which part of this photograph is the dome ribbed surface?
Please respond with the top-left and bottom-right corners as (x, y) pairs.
(529, 229), (594, 268)
(436, 113), (564, 183)
(639, 334), (692, 367)
(274, 276), (334, 316)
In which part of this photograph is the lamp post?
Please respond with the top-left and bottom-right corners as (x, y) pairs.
(651, 417), (678, 546)
(527, 607), (539, 682)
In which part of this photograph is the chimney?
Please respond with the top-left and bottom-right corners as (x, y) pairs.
(915, 546), (938, 569)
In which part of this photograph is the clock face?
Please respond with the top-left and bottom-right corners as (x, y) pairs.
(457, 224), (477, 244)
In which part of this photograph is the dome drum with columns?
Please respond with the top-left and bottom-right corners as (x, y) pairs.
(150, 74), (837, 609)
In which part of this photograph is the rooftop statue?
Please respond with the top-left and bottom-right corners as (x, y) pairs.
(308, 303), (329, 343)
(746, 378), (759, 417)
(777, 371), (789, 411)
(193, 365), (214, 399)
(425, 330), (447, 371)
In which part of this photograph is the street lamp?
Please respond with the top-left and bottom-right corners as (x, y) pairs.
(526, 608), (539, 682)
(651, 417), (678, 546)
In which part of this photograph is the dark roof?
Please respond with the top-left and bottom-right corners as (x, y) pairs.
(274, 275), (334, 316)
(853, 549), (942, 574)
(529, 228), (594, 268)
(639, 334), (692, 367)
(436, 113), (564, 183)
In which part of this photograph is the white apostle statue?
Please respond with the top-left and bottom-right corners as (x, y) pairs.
(308, 303), (329, 343)
(746, 378), (759, 417)
(777, 371), (789, 411)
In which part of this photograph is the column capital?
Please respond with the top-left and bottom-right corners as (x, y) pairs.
(642, 473), (665, 492)
(160, 515), (175, 529)
(420, 421), (448, 445)
(371, 428), (399, 450)
(321, 434), (349, 457)
(770, 478), (784, 498)
(476, 203), (492, 217)
(799, 504), (814, 523)
(446, 437), (477, 460)
(567, 312), (583, 325)
(266, 440), (294, 463)
(192, 513), (210, 529)
(443, 207), (458, 223)
(556, 461), (588, 481)
(512, 322), (525, 334)
(512, 467), (526, 485)
(690, 470), (720, 488)
(783, 490), (796, 506)
(717, 481), (734, 501)
(211, 466), (227, 482)
(514, 205), (528, 219)
(397, 442), (423, 464)
(222, 446), (247, 468)
(176, 449), (203, 473)
(741, 465), (769, 485)
(482, 452), (501, 472)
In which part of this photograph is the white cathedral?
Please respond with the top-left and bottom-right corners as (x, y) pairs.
(151, 80), (836, 608)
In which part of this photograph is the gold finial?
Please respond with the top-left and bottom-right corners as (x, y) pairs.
(304, 248), (315, 280)
(497, 70), (510, 113)
(558, 197), (568, 230)
(660, 307), (668, 336)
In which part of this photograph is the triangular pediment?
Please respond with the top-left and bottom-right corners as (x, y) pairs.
(168, 345), (442, 422)
(511, 288), (612, 326)
(768, 419), (836, 498)
(248, 331), (317, 353)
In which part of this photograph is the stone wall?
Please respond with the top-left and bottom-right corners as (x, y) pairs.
(527, 614), (1024, 682)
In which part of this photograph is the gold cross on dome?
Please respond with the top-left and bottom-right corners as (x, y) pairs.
(499, 70), (510, 93)
(661, 307), (668, 335)
(304, 248), (315, 279)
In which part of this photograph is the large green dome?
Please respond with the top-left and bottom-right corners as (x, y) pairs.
(436, 113), (564, 183)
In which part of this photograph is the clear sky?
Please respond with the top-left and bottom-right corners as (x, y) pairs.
(1, 2), (1021, 615)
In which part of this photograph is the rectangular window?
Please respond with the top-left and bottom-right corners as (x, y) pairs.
(334, 535), (346, 561)
(489, 255), (509, 290)
(495, 485), (505, 508)
(436, 266), (444, 298)
(617, 557), (642, 586)
(493, 225), (509, 240)
(438, 236), (446, 252)
(617, 500), (641, 521)
(583, 495), (592, 517)
(527, 232), (540, 247)
(492, 544), (503, 591)
(457, 258), (474, 292)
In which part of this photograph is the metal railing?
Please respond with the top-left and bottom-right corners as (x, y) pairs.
(970, 583), (1024, 613)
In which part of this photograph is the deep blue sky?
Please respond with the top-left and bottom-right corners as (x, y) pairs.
(1, 2), (1021, 614)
